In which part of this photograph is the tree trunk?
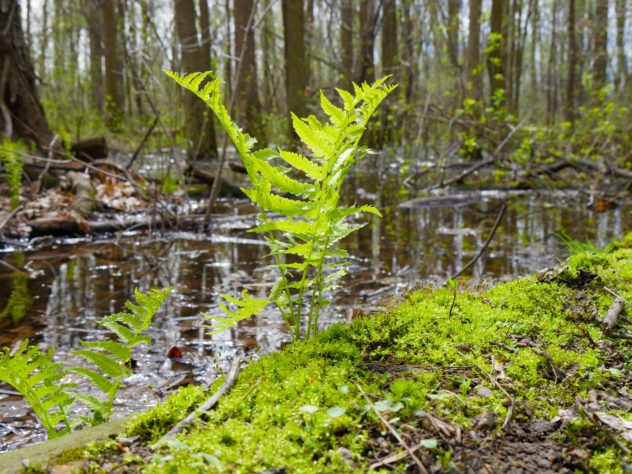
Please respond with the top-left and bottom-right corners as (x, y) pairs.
(282, 0), (308, 139)
(545, 0), (558, 124)
(381, 0), (397, 77)
(566, 0), (579, 121)
(102, 0), (123, 130)
(447, 0), (461, 68)
(592, 0), (608, 90)
(174, 0), (218, 160)
(0, 0), (60, 155)
(487, 0), (505, 102)
(86, 0), (104, 113)
(466, 0), (482, 99)
(615, 0), (627, 93)
(340, 0), (353, 87)
(356, 0), (376, 84)
(234, 0), (265, 143)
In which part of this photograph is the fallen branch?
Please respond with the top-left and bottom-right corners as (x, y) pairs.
(449, 202), (507, 280)
(153, 354), (242, 448)
(353, 381), (428, 474)
(370, 441), (427, 471)
(601, 297), (625, 333)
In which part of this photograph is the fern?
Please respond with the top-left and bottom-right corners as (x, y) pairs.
(0, 288), (170, 438)
(69, 288), (171, 423)
(166, 70), (394, 340)
(0, 139), (25, 209)
(0, 341), (78, 438)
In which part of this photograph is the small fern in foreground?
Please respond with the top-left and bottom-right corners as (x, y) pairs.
(0, 139), (25, 209)
(165, 70), (394, 340)
(0, 341), (78, 438)
(0, 288), (170, 438)
(70, 288), (171, 424)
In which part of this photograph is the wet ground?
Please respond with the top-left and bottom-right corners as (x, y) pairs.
(1, 153), (631, 453)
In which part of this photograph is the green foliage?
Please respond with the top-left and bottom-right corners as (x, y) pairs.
(70, 288), (171, 423)
(0, 252), (33, 323)
(0, 139), (26, 209)
(0, 341), (78, 438)
(164, 70), (395, 340)
(0, 288), (170, 438)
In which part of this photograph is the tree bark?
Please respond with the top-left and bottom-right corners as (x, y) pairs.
(381, 0), (397, 77)
(356, 0), (376, 84)
(447, 0), (461, 68)
(566, 0), (579, 121)
(282, 0), (308, 139)
(234, 0), (265, 143)
(466, 0), (482, 100)
(340, 0), (353, 87)
(0, 0), (60, 155)
(615, 0), (627, 93)
(592, 0), (608, 90)
(86, 0), (104, 113)
(102, 0), (123, 130)
(174, 0), (218, 160)
(487, 0), (505, 102)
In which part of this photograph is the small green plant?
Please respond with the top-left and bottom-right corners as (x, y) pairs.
(0, 342), (79, 438)
(0, 139), (26, 209)
(557, 230), (613, 257)
(69, 288), (171, 424)
(165, 70), (395, 340)
(0, 288), (170, 438)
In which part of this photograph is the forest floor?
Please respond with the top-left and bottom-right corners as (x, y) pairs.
(14, 232), (632, 473)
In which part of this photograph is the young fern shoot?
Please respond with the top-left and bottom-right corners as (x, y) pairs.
(165, 70), (394, 340)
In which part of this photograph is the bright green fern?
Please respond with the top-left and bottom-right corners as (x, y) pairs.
(165, 70), (395, 340)
(69, 288), (171, 423)
(0, 341), (79, 438)
(0, 288), (170, 438)
(0, 139), (25, 209)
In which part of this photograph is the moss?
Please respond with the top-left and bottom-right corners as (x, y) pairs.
(77, 232), (632, 472)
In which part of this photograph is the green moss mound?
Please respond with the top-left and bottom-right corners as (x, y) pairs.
(68, 232), (632, 473)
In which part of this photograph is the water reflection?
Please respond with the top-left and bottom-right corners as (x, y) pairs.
(1, 163), (631, 453)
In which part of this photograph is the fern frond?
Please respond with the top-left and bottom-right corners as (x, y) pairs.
(79, 340), (131, 364)
(71, 350), (124, 379)
(70, 367), (115, 394)
(0, 341), (77, 438)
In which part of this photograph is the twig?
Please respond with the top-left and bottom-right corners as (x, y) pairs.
(489, 341), (518, 353)
(234, 374), (262, 409)
(0, 204), (22, 232)
(370, 442), (428, 470)
(601, 297), (625, 333)
(153, 354), (242, 448)
(128, 117), (158, 170)
(353, 381), (428, 474)
(576, 398), (632, 455)
(528, 344), (560, 384)
(459, 353), (514, 429)
(33, 134), (59, 193)
(449, 202), (507, 280)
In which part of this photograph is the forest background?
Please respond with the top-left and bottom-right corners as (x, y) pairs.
(1, 0), (631, 182)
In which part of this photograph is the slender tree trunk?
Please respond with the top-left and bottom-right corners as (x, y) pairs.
(86, 0), (104, 113)
(487, 0), (505, 101)
(466, 0), (482, 99)
(39, 0), (48, 79)
(224, 0), (232, 96)
(592, 0), (608, 90)
(282, 0), (308, 140)
(234, 0), (265, 142)
(356, 0), (376, 84)
(260, 0), (274, 112)
(545, 0), (558, 124)
(0, 0), (59, 155)
(102, 0), (123, 130)
(615, 0), (627, 93)
(530, 0), (538, 105)
(340, 0), (353, 87)
(566, 0), (579, 121)
(447, 0), (460, 68)
(504, 0), (516, 113)
(381, 0), (397, 77)
(174, 0), (218, 160)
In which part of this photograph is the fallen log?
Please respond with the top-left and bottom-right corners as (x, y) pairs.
(190, 167), (245, 197)
(70, 136), (109, 161)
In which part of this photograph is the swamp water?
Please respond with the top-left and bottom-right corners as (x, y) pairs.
(1, 157), (631, 453)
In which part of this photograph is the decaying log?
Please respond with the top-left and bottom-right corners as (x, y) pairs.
(601, 297), (626, 333)
(28, 219), (89, 237)
(190, 167), (245, 197)
(70, 136), (109, 161)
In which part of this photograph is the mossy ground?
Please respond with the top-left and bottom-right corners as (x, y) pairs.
(52, 233), (632, 473)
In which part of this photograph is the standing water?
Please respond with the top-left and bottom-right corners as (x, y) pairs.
(1, 153), (630, 452)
